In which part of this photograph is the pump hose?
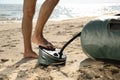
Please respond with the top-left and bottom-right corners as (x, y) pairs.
(59, 32), (81, 58)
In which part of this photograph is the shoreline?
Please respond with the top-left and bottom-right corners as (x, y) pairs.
(0, 16), (97, 24)
(0, 11), (117, 23)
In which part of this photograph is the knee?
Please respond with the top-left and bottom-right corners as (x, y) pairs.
(23, 6), (35, 18)
(46, 0), (59, 6)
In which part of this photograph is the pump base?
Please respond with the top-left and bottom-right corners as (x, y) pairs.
(38, 48), (66, 66)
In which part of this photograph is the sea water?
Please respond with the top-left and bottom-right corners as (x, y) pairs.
(0, 3), (120, 20)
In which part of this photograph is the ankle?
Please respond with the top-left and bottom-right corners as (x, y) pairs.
(24, 49), (33, 54)
(33, 32), (43, 38)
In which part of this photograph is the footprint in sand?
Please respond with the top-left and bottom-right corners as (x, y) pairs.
(1, 44), (10, 47)
(1, 44), (16, 48)
(0, 74), (9, 80)
(10, 45), (16, 47)
(0, 50), (4, 52)
(0, 59), (9, 63)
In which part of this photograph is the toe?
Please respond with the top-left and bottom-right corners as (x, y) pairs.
(39, 42), (55, 51)
(47, 43), (55, 50)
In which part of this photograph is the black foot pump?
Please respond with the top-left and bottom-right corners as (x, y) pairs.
(38, 32), (81, 66)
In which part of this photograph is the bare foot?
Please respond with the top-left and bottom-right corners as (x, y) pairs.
(24, 51), (38, 59)
(32, 35), (55, 50)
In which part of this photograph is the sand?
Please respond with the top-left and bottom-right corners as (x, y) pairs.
(0, 16), (120, 80)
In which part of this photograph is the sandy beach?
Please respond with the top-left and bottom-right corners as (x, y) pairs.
(0, 16), (120, 80)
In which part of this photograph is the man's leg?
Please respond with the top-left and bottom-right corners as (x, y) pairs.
(32, 0), (59, 50)
(22, 0), (38, 58)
